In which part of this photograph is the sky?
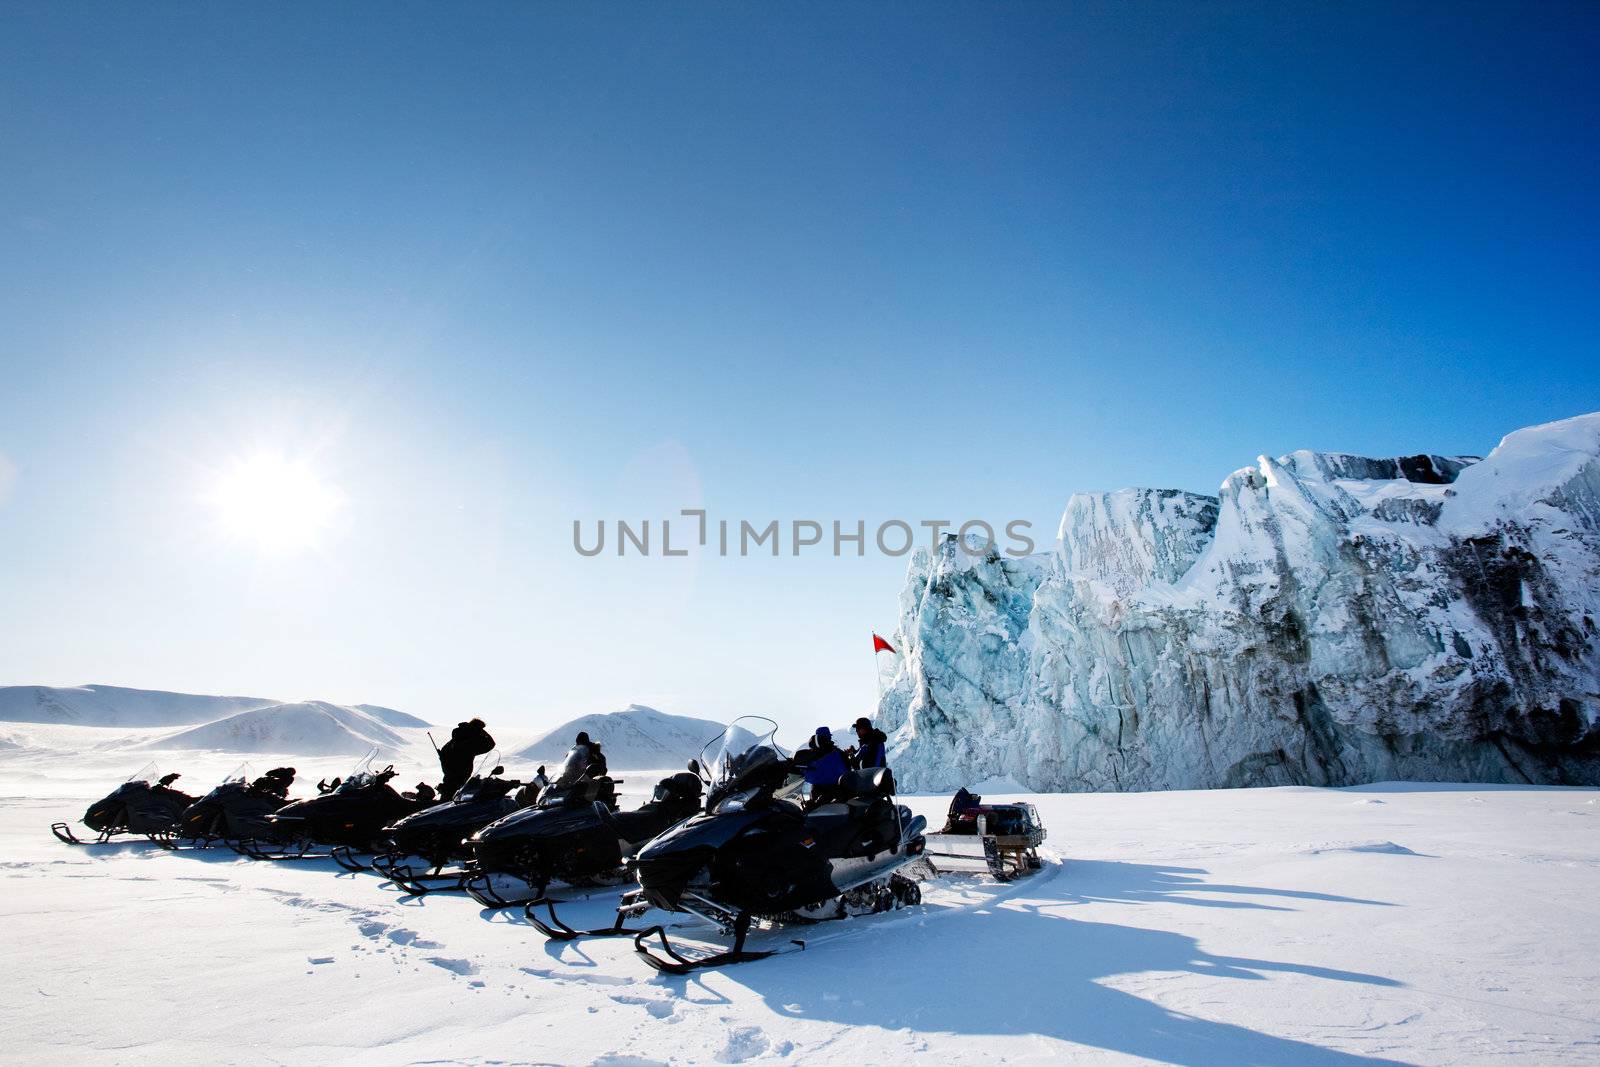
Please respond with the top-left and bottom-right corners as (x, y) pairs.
(2, 3), (1597, 736)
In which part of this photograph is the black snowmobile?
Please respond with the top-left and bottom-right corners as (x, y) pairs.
(515, 766), (706, 933)
(51, 764), (197, 846)
(246, 756), (423, 866)
(176, 766), (297, 847)
(371, 764), (527, 894)
(619, 717), (930, 972)
(463, 746), (700, 909)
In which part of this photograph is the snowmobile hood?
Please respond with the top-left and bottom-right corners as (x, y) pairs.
(269, 783), (404, 823)
(386, 796), (510, 835)
(635, 803), (773, 859)
(470, 799), (601, 846)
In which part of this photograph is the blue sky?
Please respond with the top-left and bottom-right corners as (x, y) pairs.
(2, 3), (1596, 734)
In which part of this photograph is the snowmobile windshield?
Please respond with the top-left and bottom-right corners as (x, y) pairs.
(700, 717), (788, 794)
(455, 770), (506, 803)
(125, 761), (162, 784)
(331, 748), (382, 792)
(552, 746), (589, 788)
(221, 762), (254, 785)
(335, 771), (382, 794)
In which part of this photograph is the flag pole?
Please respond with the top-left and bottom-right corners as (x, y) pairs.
(871, 632), (887, 706)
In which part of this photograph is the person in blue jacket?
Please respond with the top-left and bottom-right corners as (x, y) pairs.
(800, 727), (849, 807)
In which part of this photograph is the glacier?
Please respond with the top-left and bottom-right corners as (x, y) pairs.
(878, 413), (1600, 792)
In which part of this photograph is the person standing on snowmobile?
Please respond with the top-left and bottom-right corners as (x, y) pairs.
(438, 718), (496, 800)
(799, 727), (848, 807)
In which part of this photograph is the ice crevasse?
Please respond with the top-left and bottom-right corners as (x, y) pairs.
(877, 413), (1600, 792)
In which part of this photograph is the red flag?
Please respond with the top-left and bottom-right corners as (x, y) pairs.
(872, 633), (896, 654)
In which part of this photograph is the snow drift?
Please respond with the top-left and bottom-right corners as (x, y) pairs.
(142, 701), (408, 757)
(0, 684), (429, 729)
(879, 413), (1600, 792)
(514, 705), (724, 769)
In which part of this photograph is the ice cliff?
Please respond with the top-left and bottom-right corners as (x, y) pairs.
(878, 413), (1600, 792)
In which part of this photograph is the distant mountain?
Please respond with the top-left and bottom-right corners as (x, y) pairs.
(0, 685), (277, 728)
(353, 704), (431, 729)
(0, 684), (430, 729)
(142, 701), (407, 757)
(514, 705), (724, 770)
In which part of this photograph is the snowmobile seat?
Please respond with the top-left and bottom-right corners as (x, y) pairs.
(803, 803), (853, 836)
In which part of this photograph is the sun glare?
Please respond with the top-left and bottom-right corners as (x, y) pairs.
(208, 452), (343, 552)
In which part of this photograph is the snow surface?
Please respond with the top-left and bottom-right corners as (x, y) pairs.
(880, 413), (1600, 792)
(2, 732), (1597, 1064)
(515, 705), (726, 770)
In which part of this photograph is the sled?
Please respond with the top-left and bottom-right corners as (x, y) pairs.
(923, 802), (1046, 881)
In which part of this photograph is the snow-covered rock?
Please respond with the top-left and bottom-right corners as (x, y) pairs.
(0, 684), (430, 729)
(142, 701), (408, 757)
(514, 705), (724, 769)
(879, 413), (1600, 792)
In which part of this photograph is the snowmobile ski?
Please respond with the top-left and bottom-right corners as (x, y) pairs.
(632, 912), (806, 974)
(523, 887), (654, 942)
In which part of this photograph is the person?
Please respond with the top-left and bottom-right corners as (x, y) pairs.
(574, 732), (608, 778)
(940, 787), (982, 833)
(438, 717), (495, 800)
(800, 727), (848, 807)
(847, 717), (888, 769)
(847, 716), (895, 794)
(250, 767), (296, 797)
(404, 781), (438, 805)
(514, 764), (550, 807)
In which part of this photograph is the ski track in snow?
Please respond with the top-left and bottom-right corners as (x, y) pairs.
(2, 747), (1600, 1064)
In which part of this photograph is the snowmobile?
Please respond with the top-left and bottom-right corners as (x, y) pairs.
(245, 754), (423, 865)
(515, 765), (706, 935)
(460, 744), (631, 908)
(923, 790), (1046, 881)
(603, 717), (931, 972)
(371, 762), (527, 894)
(175, 766), (297, 848)
(51, 764), (197, 846)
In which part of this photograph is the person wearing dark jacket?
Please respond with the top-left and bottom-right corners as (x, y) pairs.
(800, 727), (849, 807)
(848, 717), (888, 769)
(250, 767), (296, 797)
(574, 731), (608, 778)
(438, 718), (495, 800)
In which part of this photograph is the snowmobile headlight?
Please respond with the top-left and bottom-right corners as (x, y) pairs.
(714, 787), (758, 814)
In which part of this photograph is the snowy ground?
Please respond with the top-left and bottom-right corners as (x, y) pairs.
(2, 734), (1598, 1065)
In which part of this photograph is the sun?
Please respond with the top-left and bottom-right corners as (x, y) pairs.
(208, 452), (343, 552)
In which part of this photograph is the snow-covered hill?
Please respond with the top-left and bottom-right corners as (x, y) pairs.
(514, 705), (724, 769)
(142, 701), (408, 757)
(0, 685), (275, 728)
(0, 684), (429, 729)
(350, 704), (431, 729)
(880, 412), (1600, 792)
